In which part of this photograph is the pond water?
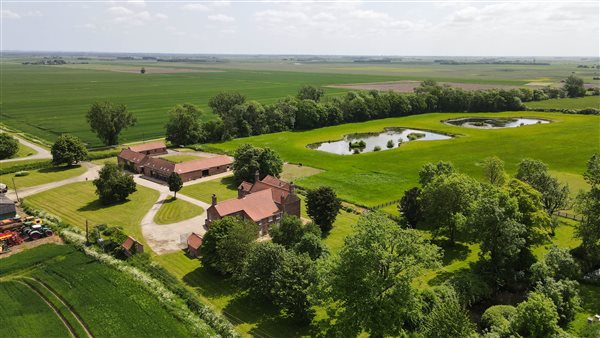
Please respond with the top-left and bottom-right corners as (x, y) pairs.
(309, 128), (452, 155)
(445, 117), (549, 129)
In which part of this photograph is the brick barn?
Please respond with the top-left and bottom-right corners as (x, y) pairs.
(187, 232), (203, 257)
(128, 141), (168, 155)
(205, 173), (300, 235)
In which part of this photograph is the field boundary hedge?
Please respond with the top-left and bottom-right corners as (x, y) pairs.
(0, 160), (53, 175)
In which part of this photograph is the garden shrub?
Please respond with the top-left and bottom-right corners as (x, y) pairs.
(481, 305), (516, 333)
(14, 170), (29, 176)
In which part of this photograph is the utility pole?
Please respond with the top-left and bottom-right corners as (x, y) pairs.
(12, 177), (20, 203)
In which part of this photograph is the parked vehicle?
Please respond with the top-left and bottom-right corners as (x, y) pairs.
(21, 224), (53, 240)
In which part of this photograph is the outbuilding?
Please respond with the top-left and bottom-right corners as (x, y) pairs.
(0, 194), (16, 221)
(128, 141), (168, 155)
(187, 232), (203, 257)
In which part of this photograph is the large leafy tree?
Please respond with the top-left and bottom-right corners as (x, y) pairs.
(576, 153), (600, 253)
(269, 214), (320, 249)
(232, 144), (283, 183)
(563, 74), (586, 98)
(420, 287), (477, 338)
(421, 173), (481, 243)
(418, 160), (456, 186)
(471, 186), (528, 284)
(167, 172), (183, 199)
(534, 278), (580, 326)
(506, 178), (551, 241)
(294, 233), (328, 260)
(237, 241), (287, 301)
(483, 156), (507, 186)
(314, 212), (440, 337)
(208, 91), (246, 116)
(510, 292), (562, 338)
(0, 133), (19, 159)
(200, 216), (258, 275)
(306, 186), (342, 233)
(93, 163), (137, 205)
(164, 103), (203, 146)
(516, 159), (569, 215)
(272, 251), (317, 323)
(296, 85), (325, 102)
(86, 101), (136, 146)
(399, 187), (423, 228)
(51, 134), (88, 166)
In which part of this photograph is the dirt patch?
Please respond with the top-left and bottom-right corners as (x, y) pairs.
(327, 80), (520, 92)
(0, 236), (63, 259)
(280, 163), (323, 182)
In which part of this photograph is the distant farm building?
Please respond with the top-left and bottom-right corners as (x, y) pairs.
(117, 143), (232, 183)
(187, 232), (203, 257)
(128, 141), (168, 155)
(206, 173), (300, 235)
(0, 194), (16, 220)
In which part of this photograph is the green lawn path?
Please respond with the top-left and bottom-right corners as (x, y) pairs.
(1, 165), (86, 189)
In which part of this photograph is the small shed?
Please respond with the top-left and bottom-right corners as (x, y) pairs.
(187, 232), (203, 258)
(0, 194), (16, 221)
(122, 236), (144, 257)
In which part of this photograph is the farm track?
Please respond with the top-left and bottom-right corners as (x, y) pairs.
(18, 280), (78, 338)
(24, 277), (95, 338)
(0, 133), (51, 163)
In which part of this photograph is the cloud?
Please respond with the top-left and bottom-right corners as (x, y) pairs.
(208, 14), (235, 23)
(1, 9), (21, 19)
(155, 13), (168, 20)
(108, 6), (133, 16)
(183, 4), (209, 12)
(107, 5), (167, 26)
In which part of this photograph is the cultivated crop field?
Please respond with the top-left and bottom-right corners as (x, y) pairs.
(0, 62), (397, 146)
(526, 95), (600, 109)
(208, 111), (599, 207)
(0, 244), (198, 337)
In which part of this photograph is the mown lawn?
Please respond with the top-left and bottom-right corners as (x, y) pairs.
(0, 244), (199, 337)
(280, 163), (323, 182)
(1, 165), (86, 188)
(181, 176), (239, 203)
(161, 154), (205, 163)
(11, 141), (36, 158)
(24, 181), (158, 248)
(154, 197), (204, 224)
(526, 96), (600, 110)
(0, 281), (70, 338)
(208, 112), (599, 207)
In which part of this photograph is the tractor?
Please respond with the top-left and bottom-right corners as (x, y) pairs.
(21, 224), (53, 240)
(0, 231), (23, 253)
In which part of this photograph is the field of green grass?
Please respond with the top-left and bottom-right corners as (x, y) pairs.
(11, 142), (36, 159)
(0, 244), (198, 337)
(160, 154), (205, 163)
(1, 165), (86, 188)
(154, 197), (204, 224)
(24, 181), (158, 248)
(0, 62), (402, 146)
(208, 111), (599, 207)
(527, 95), (600, 110)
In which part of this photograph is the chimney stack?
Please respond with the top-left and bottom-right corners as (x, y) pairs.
(211, 194), (217, 206)
(254, 170), (260, 183)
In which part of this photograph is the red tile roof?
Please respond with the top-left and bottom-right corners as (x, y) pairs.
(122, 236), (136, 250)
(250, 175), (293, 202)
(129, 141), (166, 153)
(238, 181), (253, 192)
(214, 189), (279, 222)
(187, 232), (203, 249)
(118, 149), (147, 164)
(142, 157), (175, 173)
(174, 155), (232, 174)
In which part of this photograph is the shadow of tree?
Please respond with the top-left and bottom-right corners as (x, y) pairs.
(38, 164), (82, 174)
(182, 264), (237, 299)
(221, 176), (238, 190)
(432, 239), (471, 266)
(77, 198), (130, 212)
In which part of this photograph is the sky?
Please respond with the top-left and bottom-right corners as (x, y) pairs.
(1, 0), (599, 56)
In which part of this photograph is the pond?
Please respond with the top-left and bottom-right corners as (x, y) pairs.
(308, 128), (452, 155)
(445, 117), (550, 129)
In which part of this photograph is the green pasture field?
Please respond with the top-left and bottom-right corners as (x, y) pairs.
(0, 62), (400, 146)
(154, 197), (204, 224)
(1, 165), (86, 188)
(24, 181), (158, 249)
(0, 244), (198, 337)
(160, 154), (205, 163)
(526, 95), (600, 110)
(208, 111), (599, 207)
